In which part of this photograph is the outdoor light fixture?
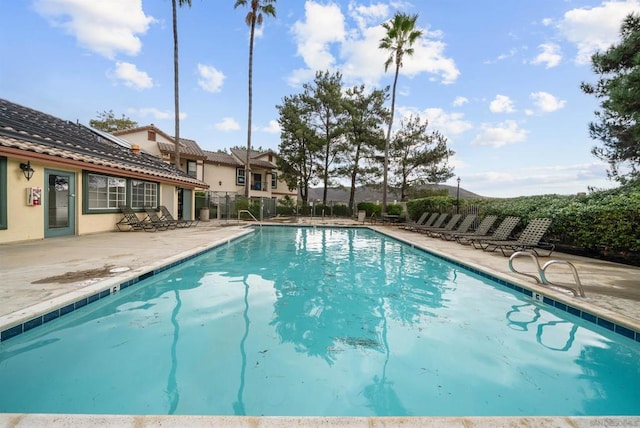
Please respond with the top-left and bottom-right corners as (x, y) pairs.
(20, 161), (35, 181)
(219, 180), (222, 186)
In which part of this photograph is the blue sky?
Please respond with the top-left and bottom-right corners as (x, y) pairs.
(1, 0), (638, 197)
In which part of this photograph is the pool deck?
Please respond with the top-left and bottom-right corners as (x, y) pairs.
(1, 217), (639, 427)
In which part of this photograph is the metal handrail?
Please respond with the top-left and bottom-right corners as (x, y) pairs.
(508, 251), (585, 298)
(238, 210), (261, 227)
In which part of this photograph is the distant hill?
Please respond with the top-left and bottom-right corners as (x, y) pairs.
(307, 184), (481, 204)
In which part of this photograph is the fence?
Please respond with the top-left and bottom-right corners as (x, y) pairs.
(195, 191), (277, 221)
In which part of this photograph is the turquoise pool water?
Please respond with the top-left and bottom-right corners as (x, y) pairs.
(0, 226), (639, 416)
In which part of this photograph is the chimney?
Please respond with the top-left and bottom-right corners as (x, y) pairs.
(131, 144), (140, 155)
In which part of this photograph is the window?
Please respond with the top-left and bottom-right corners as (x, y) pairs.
(187, 160), (197, 178)
(236, 168), (245, 185)
(148, 130), (156, 141)
(87, 173), (126, 210)
(83, 172), (159, 213)
(131, 179), (158, 209)
(271, 172), (277, 189)
(0, 157), (6, 230)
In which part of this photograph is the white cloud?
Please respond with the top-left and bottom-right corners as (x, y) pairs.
(112, 62), (153, 90)
(128, 107), (186, 121)
(197, 64), (225, 93)
(452, 96), (469, 107)
(530, 91), (566, 113)
(262, 120), (281, 134)
(215, 117), (240, 131)
(557, 0), (640, 64)
(291, 1), (345, 73)
(471, 120), (528, 148)
(420, 108), (473, 136)
(466, 162), (611, 197)
(531, 43), (562, 68)
(489, 95), (515, 113)
(288, 1), (459, 87)
(34, 0), (155, 59)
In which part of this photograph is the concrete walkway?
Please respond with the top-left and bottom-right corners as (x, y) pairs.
(1, 217), (639, 427)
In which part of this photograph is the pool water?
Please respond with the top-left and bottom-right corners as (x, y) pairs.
(1, 226), (639, 416)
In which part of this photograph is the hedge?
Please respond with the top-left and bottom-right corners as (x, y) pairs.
(406, 181), (640, 264)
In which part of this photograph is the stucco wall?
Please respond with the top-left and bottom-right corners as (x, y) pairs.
(1, 157), (187, 244)
(2, 159), (45, 243)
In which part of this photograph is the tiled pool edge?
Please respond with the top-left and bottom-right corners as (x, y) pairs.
(374, 226), (640, 344)
(0, 229), (254, 343)
(1, 414), (639, 427)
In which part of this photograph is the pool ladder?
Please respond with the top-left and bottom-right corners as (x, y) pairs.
(238, 210), (261, 227)
(508, 251), (585, 298)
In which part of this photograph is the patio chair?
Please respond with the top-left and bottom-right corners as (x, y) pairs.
(443, 215), (498, 242)
(412, 213), (448, 233)
(431, 214), (477, 239)
(480, 217), (555, 257)
(144, 207), (177, 230)
(116, 205), (165, 232)
(159, 205), (195, 228)
(420, 214), (462, 237)
(400, 212), (429, 231)
(459, 216), (520, 248)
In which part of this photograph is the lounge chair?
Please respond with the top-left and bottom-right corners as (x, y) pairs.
(116, 205), (166, 232)
(420, 214), (462, 237)
(144, 207), (177, 230)
(480, 218), (554, 257)
(460, 216), (521, 248)
(401, 212), (429, 231)
(413, 213), (448, 233)
(159, 205), (195, 228)
(443, 215), (498, 242)
(431, 214), (477, 239)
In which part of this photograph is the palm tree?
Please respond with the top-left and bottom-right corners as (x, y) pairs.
(379, 12), (423, 213)
(172, 0), (192, 169)
(234, 0), (277, 197)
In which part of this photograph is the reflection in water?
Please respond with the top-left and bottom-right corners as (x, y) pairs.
(506, 303), (541, 331)
(233, 275), (250, 416)
(363, 299), (408, 415)
(506, 303), (578, 352)
(167, 290), (181, 414)
(537, 321), (578, 352)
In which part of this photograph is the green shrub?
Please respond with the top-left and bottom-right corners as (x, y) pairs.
(357, 202), (381, 217)
(386, 203), (403, 216)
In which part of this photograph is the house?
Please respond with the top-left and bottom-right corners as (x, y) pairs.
(0, 99), (207, 244)
(226, 148), (297, 200)
(113, 124), (207, 182)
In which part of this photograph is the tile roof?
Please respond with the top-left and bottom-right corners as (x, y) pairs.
(204, 150), (242, 166)
(0, 99), (207, 188)
(114, 124), (206, 159)
(158, 138), (206, 159)
(230, 148), (276, 169)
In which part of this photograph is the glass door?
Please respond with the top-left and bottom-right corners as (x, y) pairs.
(44, 169), (75, 238)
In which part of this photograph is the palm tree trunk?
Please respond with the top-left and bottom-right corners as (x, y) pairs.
(383, 62), (400, 213)
(172, 0), (181, 169)
(245, 22), (256, 198)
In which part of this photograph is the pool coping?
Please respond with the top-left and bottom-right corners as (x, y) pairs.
(1, 414), (639, 427)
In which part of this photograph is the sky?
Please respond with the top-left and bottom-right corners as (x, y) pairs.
(1, 0), (638, 198)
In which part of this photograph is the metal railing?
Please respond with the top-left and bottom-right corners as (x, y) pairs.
(508, 251), (585, 298)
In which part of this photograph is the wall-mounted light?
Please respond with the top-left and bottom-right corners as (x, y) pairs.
(218, 180), (222, 186)
(20, 161), (35, 181)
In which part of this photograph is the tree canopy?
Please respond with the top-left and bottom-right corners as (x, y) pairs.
(581, 13), (640, 183)
(89, 110), (137, 132)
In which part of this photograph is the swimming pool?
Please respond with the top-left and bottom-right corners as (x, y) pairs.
(0, 226), (639, 416)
